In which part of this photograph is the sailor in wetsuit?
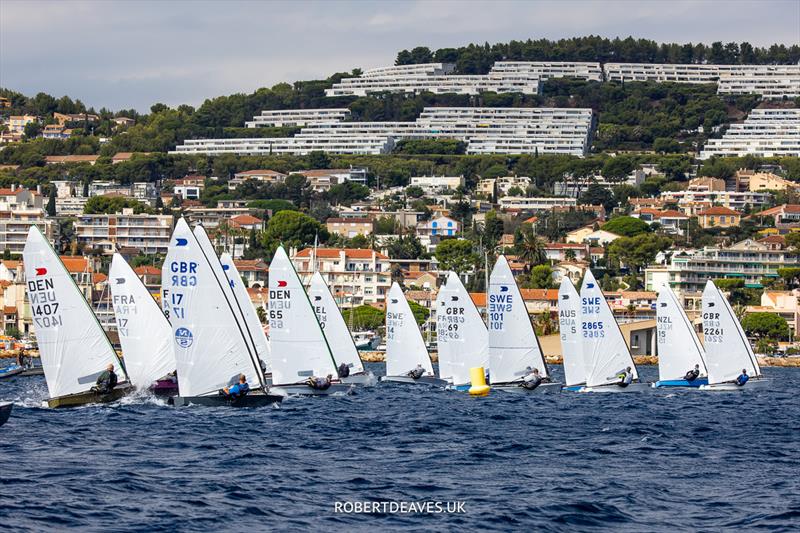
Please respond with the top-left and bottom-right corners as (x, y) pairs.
(735, 369), (749, 387)
(684, 364), (701, 382)
(521, 367), (543, 390)
(616, 367), (634, 388)
(337, 362), (350, 378)
(306, 374), (333, 390)
(220, 374), (250, 399)
(93, 364), (118, 394)
(407, 364), (426, 379)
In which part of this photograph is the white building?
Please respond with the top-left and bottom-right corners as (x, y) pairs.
(409, 175), (464, 193)
(660, 189), (771, 212)
(291, 247), (392, 307)
(498, 196), (577, 211)
(228, 170), (288, 190)
(245, 108), (351, 128)
(491, 61), (603, 81)
(74, 209), (173, 254)
(699, 108), (800, 159)
(416, 216), (461, 238)
(0, 186), (54, 254)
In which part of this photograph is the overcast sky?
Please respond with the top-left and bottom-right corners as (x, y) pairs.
(1, 0), (798, 112)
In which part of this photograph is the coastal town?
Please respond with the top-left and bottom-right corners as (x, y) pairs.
(1, 48), (799, 360)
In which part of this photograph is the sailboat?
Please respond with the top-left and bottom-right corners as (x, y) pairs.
(436, 272), (489, 391)
(109, 253), (177, 395)
(219, 252), (272, 381)
(580, 270), (648, 392)
(381, 282), (446, 386)
(23, 226), (133, 408)
(558, 277), (589, 392)
(699, 280), (768, 391)
(267, 246), (353, 396)
(653, 284), (708, 388)
(308, 271), (377, 386)
(162, 219), (280, 407)
(488, 256), (560, 393)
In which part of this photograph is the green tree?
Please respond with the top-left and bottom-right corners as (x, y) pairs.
(435, 239), (476, 273)
(405, 185), (425, 198)
(517, 226), (547, 267)
(261, 210), (327, 252)
(579, 183), (617, 211)
(408, 300), (430, 326)
(483, 210), (504, 243)
(602, 216), (651, 237)
(46, 187), (56, 216)
(523, 264), (554, 289)
(608, 233), (672, 272)
(740, 312), (791, 341)
(23, 121), (42, 139)
(784, 232), (800, 252)
(776, 267), (800, 289)
(342, 305), (385, 330)
(84, 196), (153, 214)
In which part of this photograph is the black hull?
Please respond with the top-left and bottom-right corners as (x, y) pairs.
(19, 366), (45, 377)
(0, 402), (12, 426)
(47, 384), (134, 408)
(170, 391), (283, 407)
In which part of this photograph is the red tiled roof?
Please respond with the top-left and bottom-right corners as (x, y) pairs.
(231, 214), (262, 225)
(294, 247), (388, 260)
(3, 306), (16, 314)
(233, 260), (268, 272)
(93, 273), (107, 284)
(758, 235), (786, 244)
(235, 169), (285, 176)
(60, 256), (90, 273)
(699, 206), (740, 216)
(133, 266), (160, 275)
(1, 260), (21, 269)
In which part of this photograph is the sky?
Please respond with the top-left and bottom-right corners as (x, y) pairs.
(1, 0), (799, 112)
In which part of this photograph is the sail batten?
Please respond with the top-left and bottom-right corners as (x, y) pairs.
(385, 282), (434, 377)
(23, 226), (126, 398)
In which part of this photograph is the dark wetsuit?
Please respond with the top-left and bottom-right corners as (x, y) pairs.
(95, 370), (117, 394)
(338, 363), (350, 378)
(407, 367), (425, 379)
(521, 375), (543, 390)
(307, 377), (332, 390)
(684, 369), (700, 382)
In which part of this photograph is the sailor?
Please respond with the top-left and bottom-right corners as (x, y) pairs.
(735, 369), (749, 387)
(306, 374), (333, 390)
(93, 364), (118, 394)
(16, 349), (28, 368)
(407, 364), (426, 380)
(616, 367), (634, 388)
(521, 367), (543, 390)
(220, 374), (250, 398)
(337, 362), (351, 378)
(684, 364), (701, 382)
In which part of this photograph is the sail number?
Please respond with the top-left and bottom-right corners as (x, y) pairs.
(28, 277), (63, 328)
(702, 312), (724, 344)
(488, 293), (513, 331)
(582, 321), (605, 338)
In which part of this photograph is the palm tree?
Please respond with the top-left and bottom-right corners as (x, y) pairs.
(519, 227), (546, 269)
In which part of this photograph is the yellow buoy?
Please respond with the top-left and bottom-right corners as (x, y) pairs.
(468, 366), (490, 396)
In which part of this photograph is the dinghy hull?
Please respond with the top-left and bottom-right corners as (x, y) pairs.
(170, 391), (283, 407)
(0, 365), (25, 379)
(150, 379), (180, 397)
(19, 365), (45, 377)
(340, 371), (377, 387)
(653, 378), (708, 388)
(562, 384), (587, 392)
(46, 384), (134, 408)
(699, 378), (770, 391)
(581, 382), (651, 393)
(380, 375), (449, 387)
(270, 383), (355, 397)
(493, 382), (562, 394)
(0, 401), (12, 426)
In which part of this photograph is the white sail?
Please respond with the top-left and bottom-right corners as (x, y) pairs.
(656, 284), (707, 381)
(268, 246), (338, 385)
(436, 272), (488, 386)
(487, 255), (549, 384)
(161, 219), (262, 396)
(580, 269), (638, 387)
(702, 280), (760, 384)
(109, 253), (175, 389)
(23, 226), (126, 399)
(385, 282), (434, 377)
(558, 277), (587, 387)
(308, 271), (364, 374)
(219, 253), (271, 372)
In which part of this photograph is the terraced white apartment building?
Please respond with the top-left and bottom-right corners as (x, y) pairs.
(699, 108), (800, 159)
(245, 108), (351, 128)
(490, 61), (603, 81)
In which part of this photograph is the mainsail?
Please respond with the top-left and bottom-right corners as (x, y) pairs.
(109, 253), (175, 388)
(23, 226), (126, 398)
(385, 282), (434, 377)
(488, 255), (549, 384)
(656, 284), (707, 381)
(219, 253), (271, 372)
(558, 277), (587, 387)
(268, 246), (338, 385)
(702, 280), (761, 384)
(435, 272), (488, 386)
(161, 219), (262, 396)
(580, 269), (638, 387)
(308, 271), (364, 374)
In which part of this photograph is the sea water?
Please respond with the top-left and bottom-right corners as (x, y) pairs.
(1, 364), (798, 531)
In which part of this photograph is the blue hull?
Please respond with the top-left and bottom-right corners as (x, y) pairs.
(653, 378), (708, 388)
(562, 385), (586, 392)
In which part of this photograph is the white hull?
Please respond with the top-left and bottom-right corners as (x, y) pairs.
(581, 382), (651, 393)
(493, 382), (563, 394)
(270, 383), (355, 397)
(699, 378), (770, 391)
(340, 371), (378, 387)
(380, 375), (449, 387)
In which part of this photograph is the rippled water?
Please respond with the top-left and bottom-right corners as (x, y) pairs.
(1, 363), (799, 531)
